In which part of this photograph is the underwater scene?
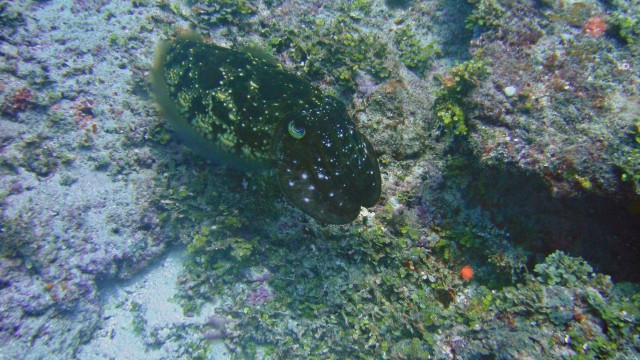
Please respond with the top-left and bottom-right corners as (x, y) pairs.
(0, 0), (639, 358)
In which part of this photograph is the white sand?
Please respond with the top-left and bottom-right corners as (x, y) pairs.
(77, 248), (229, 359)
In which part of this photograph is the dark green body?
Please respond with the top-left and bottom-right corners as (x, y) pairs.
(151, 32), (381, 224)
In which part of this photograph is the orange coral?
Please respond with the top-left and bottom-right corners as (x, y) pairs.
(583, 16), (607, 37)
(460, 265), (474, 280)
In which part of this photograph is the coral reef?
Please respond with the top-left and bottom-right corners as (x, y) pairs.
(0, 0), (638, 358)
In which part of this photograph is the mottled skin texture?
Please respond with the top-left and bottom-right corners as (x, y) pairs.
(151, 32), (381, 224)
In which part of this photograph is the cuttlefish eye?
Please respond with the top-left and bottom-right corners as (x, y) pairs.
(288, 121), (305, 139)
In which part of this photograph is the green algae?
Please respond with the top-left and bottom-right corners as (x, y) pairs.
(534, 251), (595, 287)
(434, 58), (488, 136)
